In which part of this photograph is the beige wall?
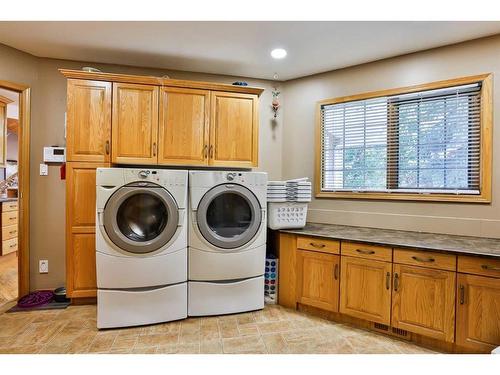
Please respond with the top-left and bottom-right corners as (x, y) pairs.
(0, 44), (283, 290)
(282, 35), (500, 238)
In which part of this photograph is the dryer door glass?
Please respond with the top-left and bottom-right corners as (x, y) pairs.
(197, 184), (262, 249)
(103, 182), (179, 254)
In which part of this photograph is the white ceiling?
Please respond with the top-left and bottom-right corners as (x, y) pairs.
(0, 21), (500, 81)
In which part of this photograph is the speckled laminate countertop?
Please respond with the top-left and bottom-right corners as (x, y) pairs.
(280, 223), (500, 258)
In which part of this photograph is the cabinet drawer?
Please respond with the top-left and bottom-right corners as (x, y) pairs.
(2, 210), (18, 226)
(394, 248), (456, 271)
(458, 256), (500, 279)
(2, 237), (18, 255)
(341, 241), (392, 262)
(2, 224), (17, 240)
(2, 201), (18, 212)
(297, 236), (340, 254)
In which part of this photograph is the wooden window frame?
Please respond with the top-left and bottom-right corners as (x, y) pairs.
(315, 73), (493, 203)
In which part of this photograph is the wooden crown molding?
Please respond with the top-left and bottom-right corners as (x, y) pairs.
(59, 69), (265, 96)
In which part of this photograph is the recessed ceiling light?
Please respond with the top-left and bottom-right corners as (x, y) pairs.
(271, 48), (287, 59)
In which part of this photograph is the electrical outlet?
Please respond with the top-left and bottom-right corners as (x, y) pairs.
(39, 259), (49, 274)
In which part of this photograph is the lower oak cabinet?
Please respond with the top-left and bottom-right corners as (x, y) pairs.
(391, 264), (456, 343)
(66, 162), (109, 298)
(296, 250), (340, 312)
(340, 256), (392, 325)
(456, 273), (500, 352)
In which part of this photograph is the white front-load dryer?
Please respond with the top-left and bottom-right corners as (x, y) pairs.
(96, 168), (188, 328)
(188, 170), (267, 316)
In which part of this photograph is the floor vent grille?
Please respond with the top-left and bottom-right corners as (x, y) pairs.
(373, 323), (389, 332)
(392, 327), (409, 337)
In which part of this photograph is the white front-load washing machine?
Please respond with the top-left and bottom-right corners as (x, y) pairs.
(96, 168), (188, 328)
(188, 170), (267, 316)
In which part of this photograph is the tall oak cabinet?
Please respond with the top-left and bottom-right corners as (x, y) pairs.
(62, 70), (263, 300)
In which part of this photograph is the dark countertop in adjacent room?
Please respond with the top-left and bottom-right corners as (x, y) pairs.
(0, 197), (17, 203)
(280, 222), (500, 258)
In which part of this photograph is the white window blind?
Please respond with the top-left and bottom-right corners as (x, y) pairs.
(320, 83), (482, 195)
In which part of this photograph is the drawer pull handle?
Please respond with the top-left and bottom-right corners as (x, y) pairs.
(356, 249), (375, 255)
(459, 284), (465, 305)
(309, 242), (326, 248)
(9, 244), (16, 248)
(334, 264), (339, 280)
(394, 273), (399, 292)
(411, 256), (435, 263)
(9, 231), (16, 235)
(386, 272), (390, 290)
(9, 217), (16, 220)
(481, 264), (500, 272)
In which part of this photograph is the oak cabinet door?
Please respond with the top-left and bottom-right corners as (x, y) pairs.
(66, 79), (111, 162)
(456, 273), (500, 352)
(340, 256), (392, 324)
(296, 250), (340, 312)
(158, 87), (210, 165)
(112, 83), (159, 164)
(392, 264), (456, 342)
(210, 91), (258, 167)
(66, 162), (109, 298)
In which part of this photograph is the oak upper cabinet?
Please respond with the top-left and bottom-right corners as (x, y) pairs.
(66, 162), (109, 298)
(66, 79), (111, 162)
(158, 87), (210, 165)
(296, 250), (340, 312)
(340, 256), (392, 324)
(456, 273), (500, 352)
(210, 91), (258, 167)
(112, 83), (159, 164)
(391, 264), (456, 343)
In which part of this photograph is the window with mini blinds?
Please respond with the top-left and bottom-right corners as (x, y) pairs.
(317, 75), (492, 202)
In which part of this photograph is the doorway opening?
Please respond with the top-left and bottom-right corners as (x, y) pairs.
(0, 80), (30, 312)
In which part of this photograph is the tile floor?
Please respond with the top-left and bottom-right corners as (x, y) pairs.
(0, 304), (436, 354)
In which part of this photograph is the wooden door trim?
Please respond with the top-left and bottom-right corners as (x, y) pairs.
(0, 79), (30, 298)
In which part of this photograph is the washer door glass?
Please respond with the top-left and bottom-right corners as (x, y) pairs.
(103, 182), (179, 254)
(197, 184), (261, 249)
(117, 193), (167, 242)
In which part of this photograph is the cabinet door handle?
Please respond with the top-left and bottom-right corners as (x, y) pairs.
(481, 264), (500, 272)
(412, 256), (435, 263)
(334, 264), (339, 280)
(356, 249), (375, 255)
(394, 273), (399, 292)
(209, 145), (214, 158)
(105, 140), (110, 155)
(459, 284), (465, 305)
(386, 272), (390, 290)
(203, 144), (208, 158)
(310, 242), (326, 249)
(152, 142), (157, 156)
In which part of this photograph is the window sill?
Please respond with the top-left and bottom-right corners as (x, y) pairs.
(315, 191), (491, 203)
